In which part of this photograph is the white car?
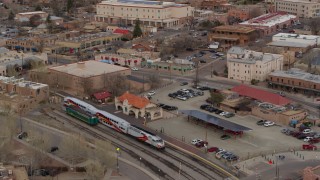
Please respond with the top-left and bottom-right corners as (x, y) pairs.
(177, 95), (187, 101)
(302, 129), (313, 134)
(219, 112), (228, 116)
(147, 91), (155, 96)
(264, 121), (275, 127)
(304, 137), (314, 142)
(181, 89), (189, 93)
(131, 67), (139, 71)
(191, 139), (203, 145)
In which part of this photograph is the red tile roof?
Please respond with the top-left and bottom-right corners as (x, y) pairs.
(231, 85), (291, 105)
(118, 92), (150, 109)
(113, 28), (130, 35)
(92, 91), (112, 100)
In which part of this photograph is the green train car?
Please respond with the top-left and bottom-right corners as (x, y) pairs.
(65, 106), (99, 125)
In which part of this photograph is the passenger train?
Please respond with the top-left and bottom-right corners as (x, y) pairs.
(63, 97), (165, 149)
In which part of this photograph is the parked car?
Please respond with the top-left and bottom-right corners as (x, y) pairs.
(199, 59), (207, 63)
(17, 132), (28, 139)
(256, 120), (267, 125)
(206, 106), (217, 113)
(219, 112), (228, 116)
(224, 113), (235, 118)
(168, 93), (177, 98)
(215, 110), (224, 114)
(291, 131), (302, 137)
(177, 95), (187, 101)
(216, 52), (224, 56)
(162, 105), (178, 111)
(210, 55), (219, 59)
(147, 91), (156, 96)
(197, 91), (204, 96)
(264, 121), (275, 127)
(215, 151), (228, 159)
(302, 144), (317, 150)
(180, 82), (188, 86)
(302, 129), (313, 134)
(309, 138), (320, 144)
(207, 147), (219, 153)
(297, 134), (308, 139)
(199, 86), (211, 91)
(50, 146), (59, 153)
(221, 152), (234, 159)
(131, 67), (139, 71)
(304, 137), (314, 142)
(200, 104), (210, 110)
(220, 135), (231, 140)
(191, 139), (203, 145)
(186, 48), (194, 51)
(199, 51), (206, 55)
(195, 141), (208, 148)
(226, 155), (239, 161)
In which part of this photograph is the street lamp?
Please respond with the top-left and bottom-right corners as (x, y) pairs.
(116, 147), (120, 173)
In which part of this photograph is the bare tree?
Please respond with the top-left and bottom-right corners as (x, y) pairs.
(85, 160), (106, 180)
(147, 73), (162, 89)
(186, 16), (197, 30)
(304, 17), (320, 35)
(105, 74), (128, 97)
(249, 7), (263, 19)
(304, 49), (320, 72)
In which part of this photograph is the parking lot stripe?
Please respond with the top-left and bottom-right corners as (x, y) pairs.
(165, 141), (239, 180)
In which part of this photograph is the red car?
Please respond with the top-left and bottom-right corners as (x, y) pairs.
(302, 144), (317, 150)
(309, 138), (320, 144)
(207, 147), (219, 153)
(195, 141), (208, 148)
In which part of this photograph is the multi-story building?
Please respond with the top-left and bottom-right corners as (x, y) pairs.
(228, 8), (250, 21)
(53, 32), (122, 55)
(15, 11), (49, 22)
(5, 34), (58, 52)
(200, 0), (228, 10)
(95, 0), (194, 28)
(240, 12), (298, 35)
(275, 0), (320, 18)
(267, 68), (320, 95)
(227, 46), (283, 82)
(208, 25), (257, 50)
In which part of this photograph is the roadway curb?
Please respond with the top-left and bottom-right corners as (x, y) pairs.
(165, 141), (239, 180)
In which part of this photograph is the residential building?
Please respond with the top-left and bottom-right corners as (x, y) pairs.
(115, 91), (163, 120)
(227, 46), (283, 82)
(194, 10), (214, 20)
(268, 68), (320, 95)
(0, 164), (29, 180)
(95, 0), (194, 28)
(228, 8), (250, 21)
(0, 76), (49, 114)
(117, 48), (160, 60)
(15, 11), (48, 22)
(303, 165), (320, 180)
(29, 60), (131, 95)
(0, 47), (48, 76)
(208, 25), (257, 50)
(240, 12), (298, 35)
(53, 32), (122, 55)
(275, 0), (320, 18)
(210, 12), (228, 24)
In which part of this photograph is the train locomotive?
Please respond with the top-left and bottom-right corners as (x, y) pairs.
(63, 97), (165, 149)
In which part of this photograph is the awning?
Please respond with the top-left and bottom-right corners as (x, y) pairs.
(179, 110), (252, 132)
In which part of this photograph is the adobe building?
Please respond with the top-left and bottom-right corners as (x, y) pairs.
(303, 165), (320, 180)
(115, 92), (163, 120)
(208, 25), (257, 51)
(15, 11), (48, 22)
(0, 76), (49, 114)
(268, 68), (320, 96)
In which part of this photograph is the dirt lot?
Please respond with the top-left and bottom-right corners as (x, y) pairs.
(147, 83), (309, 160)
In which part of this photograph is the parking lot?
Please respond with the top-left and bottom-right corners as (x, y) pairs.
(147, 83), (309, 160)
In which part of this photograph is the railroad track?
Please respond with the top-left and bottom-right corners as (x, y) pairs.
(48, 110), (193, 180)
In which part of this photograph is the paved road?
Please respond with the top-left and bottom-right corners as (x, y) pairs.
(243, 159), (320, 180)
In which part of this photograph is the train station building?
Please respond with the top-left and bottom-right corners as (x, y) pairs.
(115, 92), (163, 120)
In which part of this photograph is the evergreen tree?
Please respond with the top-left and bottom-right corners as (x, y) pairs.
(67, 0), (74, 13)
(133, 19), (143, 38)
(35, 5), (42, 11)
(8, 11), (14, 21)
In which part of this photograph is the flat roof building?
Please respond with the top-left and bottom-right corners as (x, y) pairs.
(240, 12), (298, 35)
(15, 11), (48, 22)
(227, 46), (283, 82)
(30, 60), (131, 95)
(275, 0), (320, 18)
(95, 0), (194, 28)
(272, 33), (320, 46)
(208, 25), (257, 50)
(268, 68), (320, 95)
